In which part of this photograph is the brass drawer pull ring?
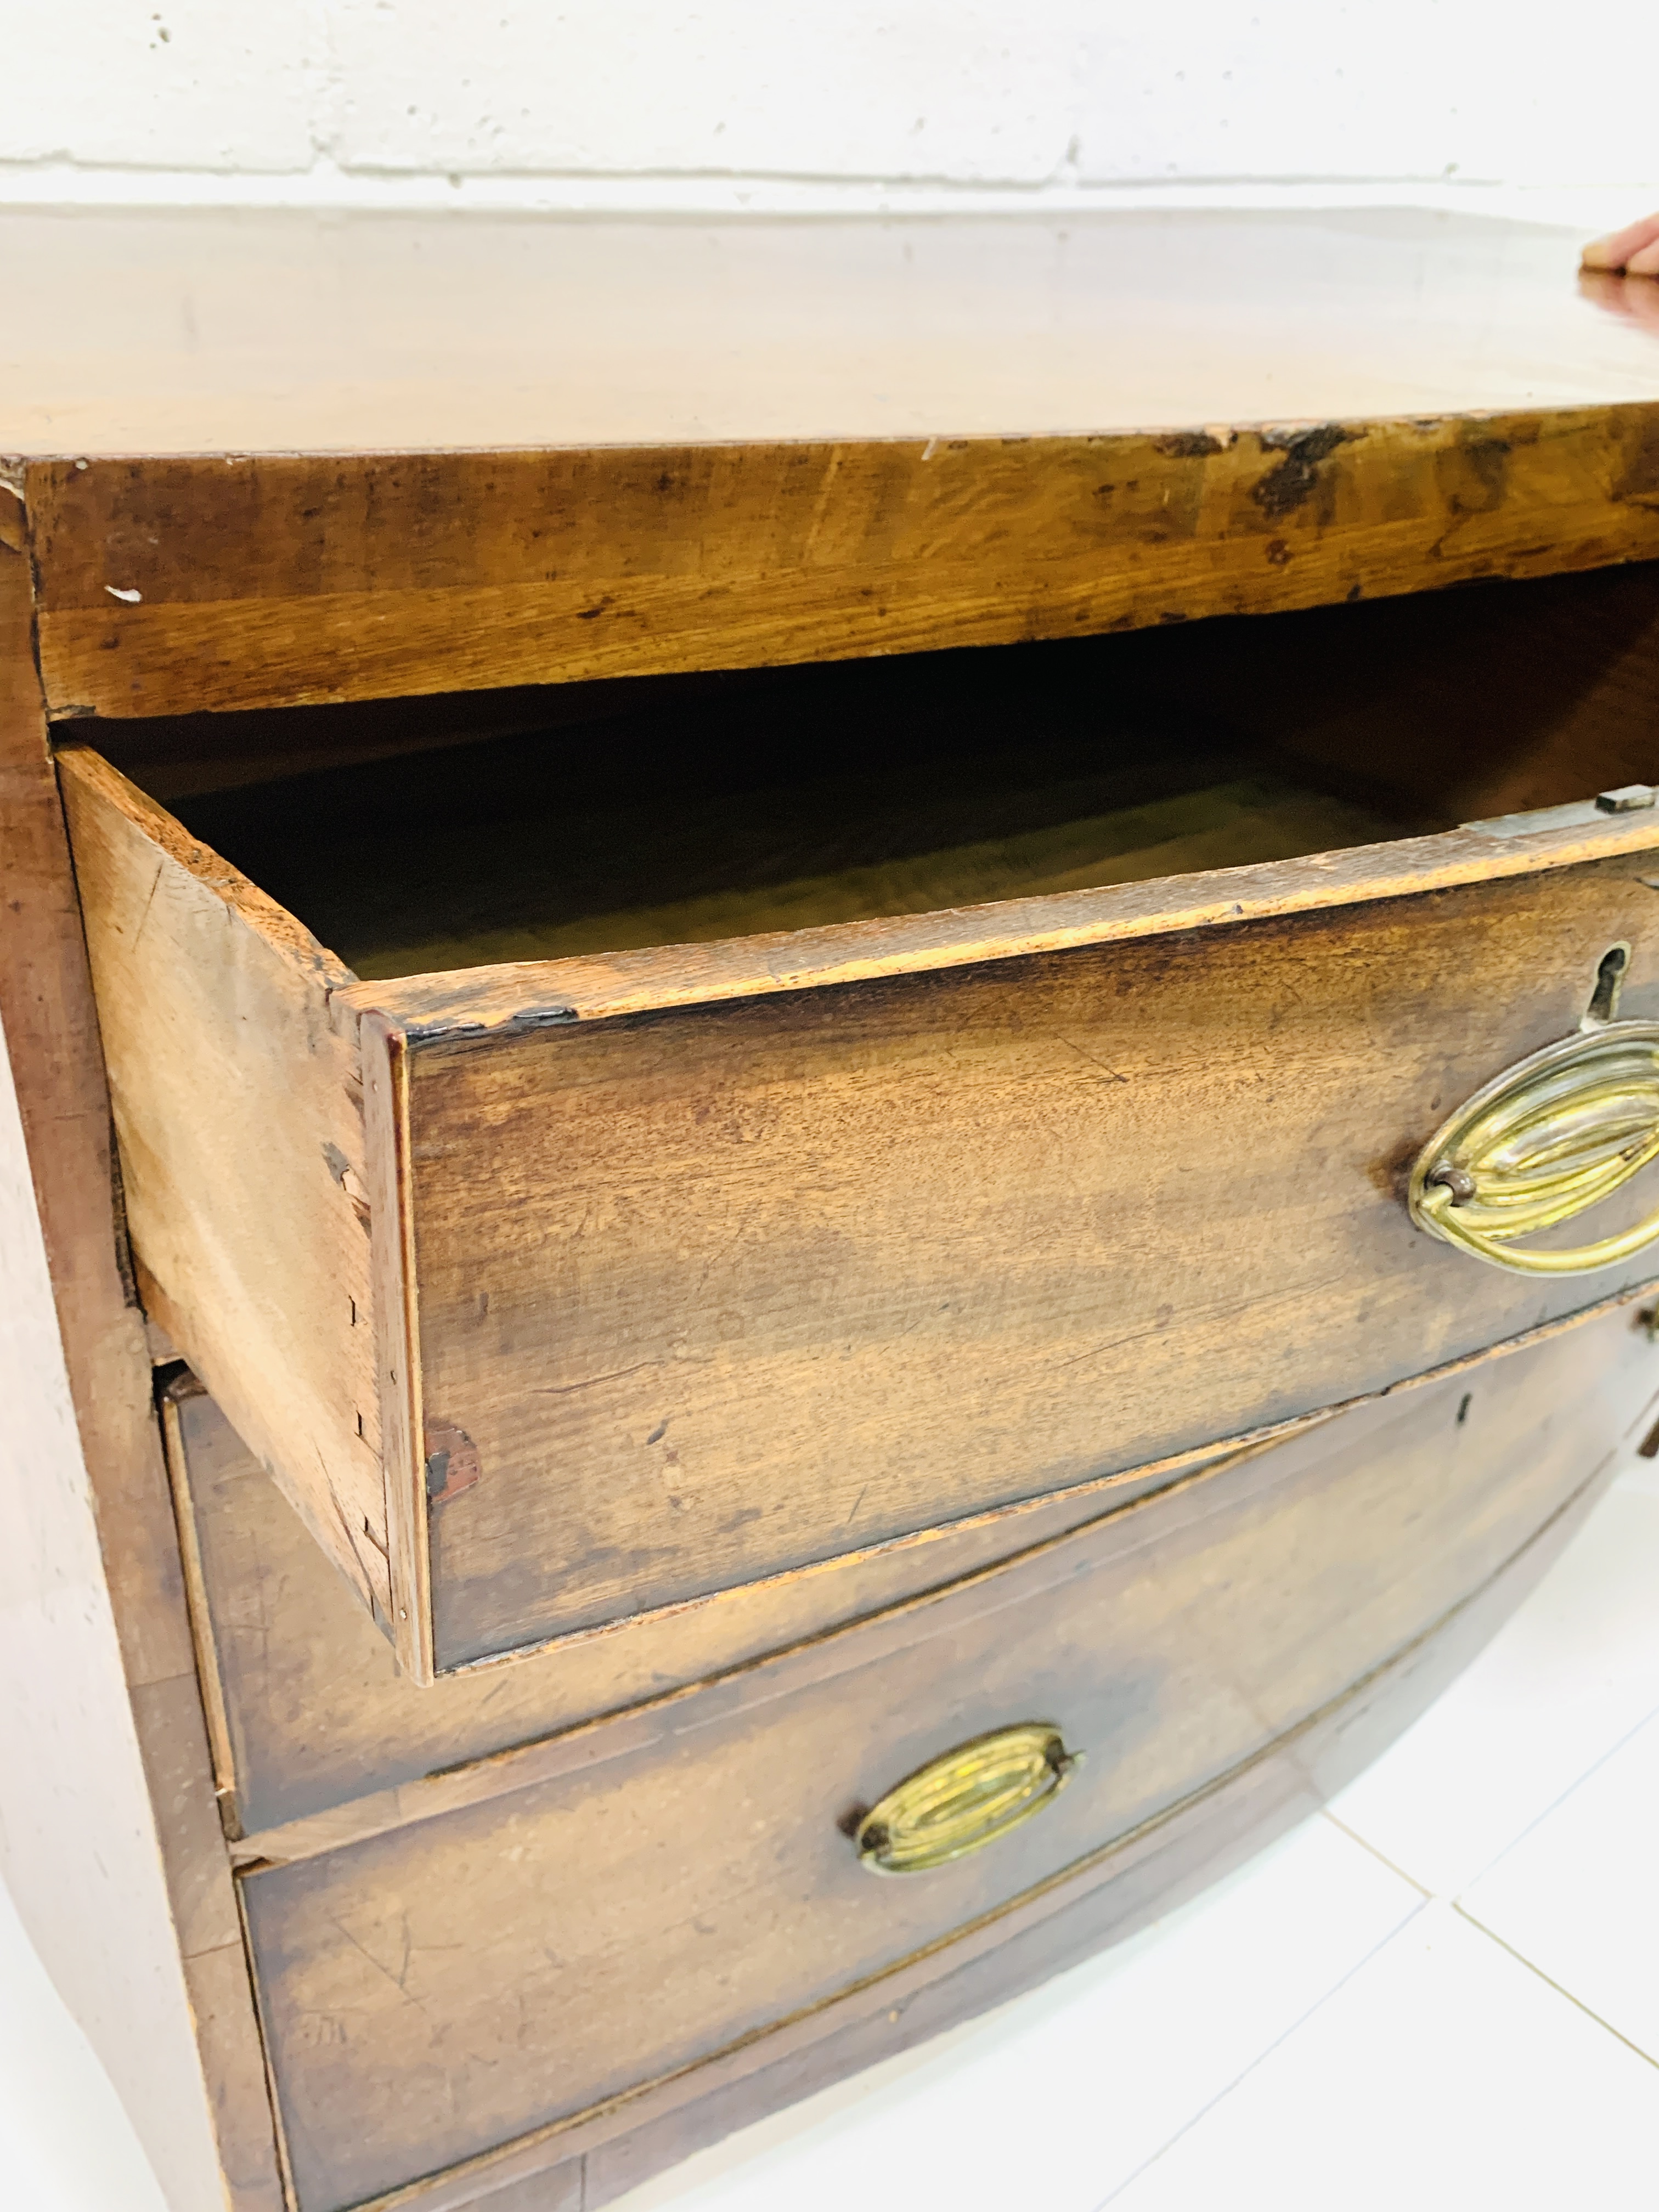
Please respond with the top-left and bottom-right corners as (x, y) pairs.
(854, 1723), (1082, 1875)
(1409, 1022), (1659, 1276)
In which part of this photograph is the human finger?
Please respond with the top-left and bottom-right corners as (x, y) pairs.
(1581, 212), (1659, 270)
(1579, 268), (1637, 320)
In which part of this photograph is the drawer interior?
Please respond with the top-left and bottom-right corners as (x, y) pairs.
(148, 690), (1410, 980)
(88, 561), (1659, 981)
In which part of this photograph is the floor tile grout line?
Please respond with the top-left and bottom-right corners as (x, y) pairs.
(1449, 1901), (1659, 2074)
(1090, 1892), (1432, 2210)
(1319, 1809), (1434, 1899)
(1340, 1689), (1659, 1903)
(1456, 1697), (1659, 1892)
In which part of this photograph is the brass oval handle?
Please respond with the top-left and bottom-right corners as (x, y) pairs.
(1408, 1021), (1659, 1276)
(854, 1723), (1082, 1876)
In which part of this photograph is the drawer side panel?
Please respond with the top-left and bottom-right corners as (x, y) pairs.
(58, 744), (394, 1626)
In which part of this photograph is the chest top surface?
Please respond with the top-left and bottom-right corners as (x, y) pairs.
(6, 206), (1659, 719)
(2, 204), (1658, 456)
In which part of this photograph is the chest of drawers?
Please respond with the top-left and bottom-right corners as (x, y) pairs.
(8, 205), (1659, 2212)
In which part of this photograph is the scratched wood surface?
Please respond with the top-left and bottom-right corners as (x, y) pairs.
(249, 1436), (1618, 2212)
(24, 400), (1659, 721)
(570, 1403), (1626, 2212)
(55, 744), (394, 1628)
(392, 851), (1659, 1668)
(168, 1287), (1655, 1862)
(240, 1302), (1659, 2212)
(170, 1378), (1257, 1838)
(13, 204), (1659, 2212)
(351, 795), (1659, 1039)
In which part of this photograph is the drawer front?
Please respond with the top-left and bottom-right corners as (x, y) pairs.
(60, 743), (1659, 1678)
(242, 1302), (1656, 2211)
(170, 1381), (1222, 1838)
(388, 854), (1659, 1670)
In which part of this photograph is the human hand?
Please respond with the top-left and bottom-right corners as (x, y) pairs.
(1579, 267), (1659, 330)
(1581, 213), (1659, 276)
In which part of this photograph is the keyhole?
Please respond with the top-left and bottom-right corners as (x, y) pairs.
(1584, 943), (1630, 1028)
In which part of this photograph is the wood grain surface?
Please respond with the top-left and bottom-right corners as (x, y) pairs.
(234, 1428), (1620, 2212)
(239, 1300), (1659, 2212)
(1128, 555), (1659, 826)
(76, 559), (1659, 832)
(351, 799), (1659, 1036)
(55, 743), (394, 1626)
(144, 561), (1658, 985)
(394, 852), (1659, 1667)
(0, 546), (284, 2206)
(25, 398), (1659, 718)
(207, 1286), (1659, 1871)
(171, 719), (1411, 982)
(14, 202), (1659, 2212)
(170, 1378), (1256, 1839)
(65, 718), (1659, 1672)
(12, 206), (1659, 720)
(572, 1405), (1623, 2212)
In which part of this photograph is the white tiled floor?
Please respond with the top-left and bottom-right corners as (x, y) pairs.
(7, 1455), (1659, 2212)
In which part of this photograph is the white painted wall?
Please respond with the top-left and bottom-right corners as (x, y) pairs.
(1, 1), (1656, 218)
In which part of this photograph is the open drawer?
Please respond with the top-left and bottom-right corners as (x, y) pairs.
(59, 577), (1659, 1679)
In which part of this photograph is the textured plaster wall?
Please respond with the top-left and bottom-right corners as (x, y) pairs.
(0, 2), (1655, 215)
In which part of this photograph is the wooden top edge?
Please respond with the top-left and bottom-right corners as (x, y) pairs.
(341, 810), (1659, 1036)
(0, 400), (1617, 470)
(26, 392), (1659, 719)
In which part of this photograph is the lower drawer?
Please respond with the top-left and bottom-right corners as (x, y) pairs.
(238, 1295), (1658, 2212)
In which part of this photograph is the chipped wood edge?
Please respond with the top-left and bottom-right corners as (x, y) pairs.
(53, 740), (358, 997)
(341, 808), (1659, 1038)
(227, 1277), (1658, 1871)
(361, 1010), (436, 1685)
(0, 464), (23, 555)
